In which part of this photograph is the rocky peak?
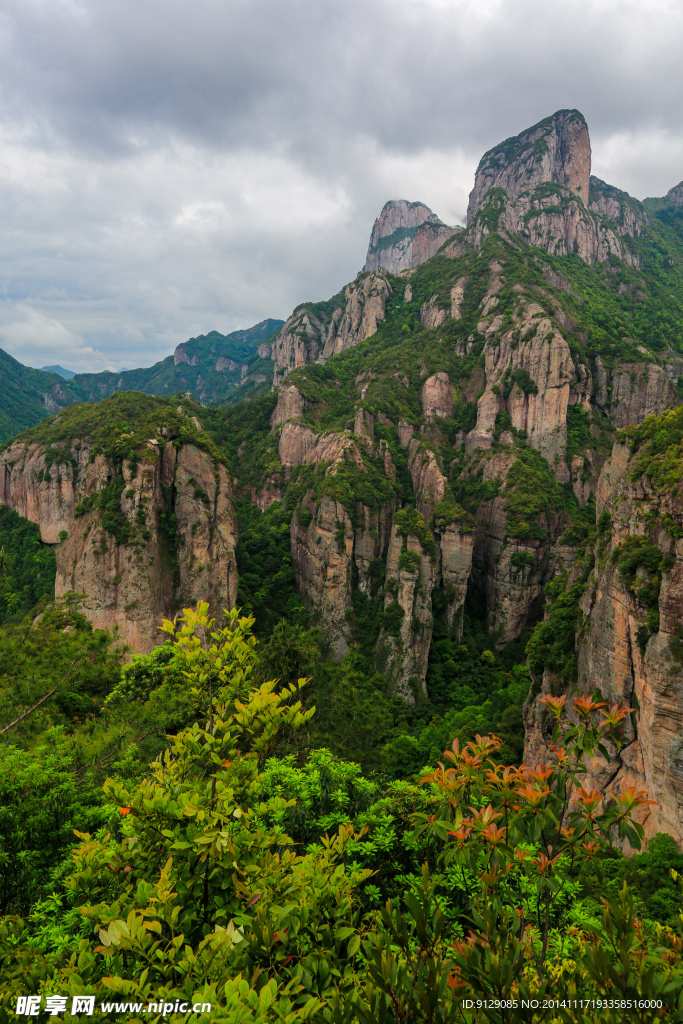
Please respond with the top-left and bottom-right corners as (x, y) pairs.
(463, 110), (637, 266)
(174, 341), (198, 366)
(467, 109), (591, 224)
(667, 181), (683, 207)
(364, 199), (457, 274)
(588, 177), (647, 237)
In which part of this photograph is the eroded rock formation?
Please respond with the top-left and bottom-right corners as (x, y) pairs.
(271, 272), (392, 381)
(524, 435), (683, 848)
(465, 109), (637, 266)
(0, 437), (237, 652)
(364, 200), (458, 274)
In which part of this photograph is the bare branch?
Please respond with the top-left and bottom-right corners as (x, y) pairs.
(0, 689), (56, 735)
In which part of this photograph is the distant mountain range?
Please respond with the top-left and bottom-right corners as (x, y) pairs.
(40, 364), (77, 379)
(0, 318), (284, 444)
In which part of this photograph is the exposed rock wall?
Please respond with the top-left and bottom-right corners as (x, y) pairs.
(271, 272), (392, 380)
(666, 182), (683, 207)
(376, 524), (435, 702)
(468, 110), (591, 218)
(466, 283), (579, 463)
(364, 200), (457, 274)
(594, 358), (681, 427)
(408, 439), (447, 520)
(437, 523), (475, 635)
(588, 177), (647, 238)
(0, 439), (238, 652)
(421, 373), (454, 421)
(291, 496), (355, 658)
(524, 442), (683, 848)
(465, 109), (636, 266)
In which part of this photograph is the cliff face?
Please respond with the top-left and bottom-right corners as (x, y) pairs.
(364, 200), (458, 274)
(465, 110), (638, 266)
(667, 182), (683, 207)
(594, 357), (682, 427)
(261, 229), (683, 693)
(466, 280), (579, 464)
(376, 524), (435, 701)
(468, 109), (591, 219)
(0, 403), (238, 652)
(215, 108), (683, 810)
(271, 272), (392, 382)
(524, 421), (683, 848)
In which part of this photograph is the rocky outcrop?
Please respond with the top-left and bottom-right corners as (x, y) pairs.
(466, 285), (578, 463)
(291, 496), (354, 658)
(174, 342), (199, 367)
(271, 272), (392, 380)
(278, 423), (317, 468)
(271, 309), (333, 379)
(289, 431), (394, 656)
(524, 436), (683, 848)
(466, 109), (636, 266)
(408, 440), (447, 520)
(421, 372), (454, 422)
(666, 182), (683, 207)
(215, 357), (243, 373)
(594, 358), (681, 427)
(364, 200), (457, 274)
(320, 273), (392, 360)
(437, 522), (475, 635)
(468, 109), (591, 219)
(420, 295), (448, 330)
(375, 524), (435, 702)
(0, 438), (237, 653)
(589, 177), (647, 238)
(271, 384), (306, 426)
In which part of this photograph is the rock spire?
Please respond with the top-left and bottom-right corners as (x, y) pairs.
(364, 200), (458, 274)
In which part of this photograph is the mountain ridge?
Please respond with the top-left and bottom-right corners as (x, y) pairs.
(0, 317), (284, 443)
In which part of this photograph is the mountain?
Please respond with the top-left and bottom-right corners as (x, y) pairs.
(4, 107), (683, 845)
(364, 199), (460, 273)
(66, 317), (284, 407)
(220, 107), (683, 843)
(40, 364), (76, 379)
(0, 318), (284, 443)
(0, 349), (72, 444)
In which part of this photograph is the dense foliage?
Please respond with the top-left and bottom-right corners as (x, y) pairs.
(0, 605), (680, 1024)
(0, 507), (56, 625)
(0, 350), (66, 444)
(0, 321), (285, 445)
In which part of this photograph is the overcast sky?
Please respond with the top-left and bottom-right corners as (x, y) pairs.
(2, 0), (683, 372)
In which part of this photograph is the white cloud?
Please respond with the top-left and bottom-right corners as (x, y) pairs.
(0, 306), (103, 370)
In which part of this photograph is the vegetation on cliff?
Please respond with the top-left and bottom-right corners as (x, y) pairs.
(5, 109), (683, 1018)
(0, 506), (56, 625)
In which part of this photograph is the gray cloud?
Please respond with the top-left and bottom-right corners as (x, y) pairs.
(0, 0), (682, 370)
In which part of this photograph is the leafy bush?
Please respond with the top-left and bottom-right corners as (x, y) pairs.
(398, 550), (421, 573)
(394, 508), (436, 558)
